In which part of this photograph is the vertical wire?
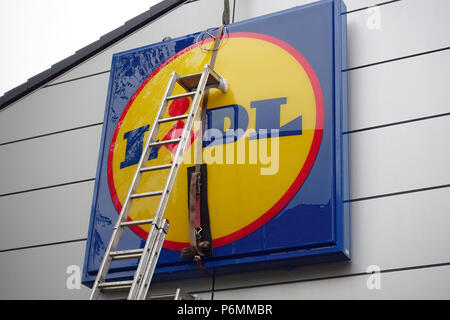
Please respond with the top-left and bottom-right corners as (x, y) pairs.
(232, 0), (236, 23)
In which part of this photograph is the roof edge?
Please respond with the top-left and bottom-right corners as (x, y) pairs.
(0, 0), (188, 110)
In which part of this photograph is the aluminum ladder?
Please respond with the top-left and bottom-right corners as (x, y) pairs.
(90, 64), (227, 300)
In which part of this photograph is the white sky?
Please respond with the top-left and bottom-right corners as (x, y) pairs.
(0, 0), (162, 96)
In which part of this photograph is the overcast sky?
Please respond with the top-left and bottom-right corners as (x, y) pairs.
(0, 0), (162, 96)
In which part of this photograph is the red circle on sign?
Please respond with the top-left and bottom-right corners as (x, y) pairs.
(107, 32), (324, 250)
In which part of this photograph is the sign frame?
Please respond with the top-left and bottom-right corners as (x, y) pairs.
(82, 0), (350, 285)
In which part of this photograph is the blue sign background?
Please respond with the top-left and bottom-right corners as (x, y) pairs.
(83, 0), (349, 285)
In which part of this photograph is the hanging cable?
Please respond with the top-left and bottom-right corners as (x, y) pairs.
(232, 0), (236, 23)
(223, 0), (231, 25)
(195, 26), (228, 52)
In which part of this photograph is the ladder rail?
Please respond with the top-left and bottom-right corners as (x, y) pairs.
(118, 70), (179, 224)
(91, 64), (226, 300)
(130, 220), (169, 300)
(153, 65), (211, 227)
(128, 65), (212, 300)
(90, 71), (178, 300)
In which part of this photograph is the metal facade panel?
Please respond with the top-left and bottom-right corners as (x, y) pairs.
(0, 181), (94, 251)
(213, 187), (450, 290)
(0, 241), (212, 299)
(0, 241), (91, 300)
(232, 0), (381, 22)
(82, 0), (350, 284)
(347, 49), (450, 132)
(0, 125), (101, 195)
(346, 0), (450, 69)
(213, 265), (450, 299)
(0, 73), (109, 145)
(349, 116), (450, 200)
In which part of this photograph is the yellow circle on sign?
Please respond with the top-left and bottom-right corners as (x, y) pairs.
(108, 33), (324, 250)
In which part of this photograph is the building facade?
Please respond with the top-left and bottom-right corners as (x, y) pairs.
(1, 0), (450, 299)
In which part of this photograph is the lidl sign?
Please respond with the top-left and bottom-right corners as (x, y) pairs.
(83, 0), (349, 284)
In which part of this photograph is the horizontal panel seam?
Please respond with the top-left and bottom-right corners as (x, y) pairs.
(0, 122), (103, 147)
(0, 238), (87, 253)
(343, 0), (402, 15)
(344, 112), (450, 135)
(1, 179), (449, 208)
(344, 46), (450, 72)
(10, 183), (448, 203)
(1, 107), (449, 149)
(0, 178), (96, 198)
(43, 70), (110, 88)
(204, 261), (450, 295)
(346, 184), (450, 203)
(0, 180), (448, 214)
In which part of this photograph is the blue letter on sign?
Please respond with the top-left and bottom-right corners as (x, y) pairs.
(121, 125), (160, 169)
(249, 97), (302, 140)
(204, 104), (249, 147)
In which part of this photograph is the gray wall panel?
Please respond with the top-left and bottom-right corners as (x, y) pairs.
(232, 0), (383, 23)
(0, 241), (91, 299)
(213, 265), (450, 300)
(0, 125), (101, 195)
(0, 73), (109, 145)
(347, 0), (450, 69)
(343, 0), (395, 11)
(213, 187), (450, 290)
(347, 49), (450, 132)
(237, 0), (450, 70)
(349, 116), (450, 200)
(232, 0), (321, 23)
(0, 241), (212, 300)
(0, 181), (94, 251)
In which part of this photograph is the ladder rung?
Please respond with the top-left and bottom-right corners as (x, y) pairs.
(140, 164), (172, 173)
(121, 219), (154, 227)
(175, 288), (197, 300)
(110, 249), (144, 260)
(178, 73), (202, 81)
(166, 91), (196, 101)
(177, 73), (202, 91)
(150, 139), (181, 147)
(158, 114), (189, 124)
(98, 280), (133, 290)
(149, 293), (178, 300)
(131, 191), (163, 199)
(177, 69), (223, 92)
